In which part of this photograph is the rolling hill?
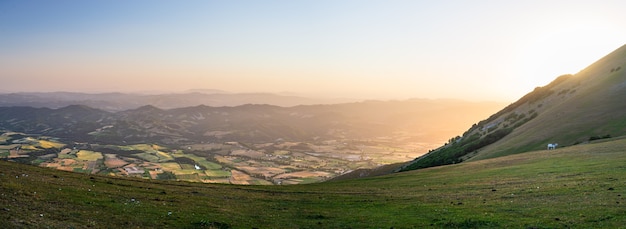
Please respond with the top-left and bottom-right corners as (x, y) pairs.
(401, 44), (626, 171)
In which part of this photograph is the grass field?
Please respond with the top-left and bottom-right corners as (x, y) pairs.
(156, 150), (174, 161)
(172, 152), (222, 170)
(119, 144), (160, 152)
(204, 169), (231, 178)
(173, 168), (202, 175)
(2, 138), (626, 228)
(132, 152), (161, 163)
(76, 150), (103, 161)
(37, 139), (65, 149)
(159, 162), (182, 171)
(57, 150), (77, 159)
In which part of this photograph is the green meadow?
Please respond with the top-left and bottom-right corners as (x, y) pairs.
(2, 138), (626, 228)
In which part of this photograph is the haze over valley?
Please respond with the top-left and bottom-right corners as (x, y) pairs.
(3, 1), (626, 228)
(0, 96), (504, 184)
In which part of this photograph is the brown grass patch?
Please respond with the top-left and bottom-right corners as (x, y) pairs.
(229, 170), (252, 185)
(8, 149), (28, 158)
(104, 154), (128, 168)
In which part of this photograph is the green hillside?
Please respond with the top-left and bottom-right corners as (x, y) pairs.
(471, 44), (626, 160)
(401, 44), (626, 171)
(3, 137), (626, 228)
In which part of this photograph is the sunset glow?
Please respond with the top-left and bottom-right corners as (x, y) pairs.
(1, 1), (625, 101)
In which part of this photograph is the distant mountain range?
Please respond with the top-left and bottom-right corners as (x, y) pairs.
(0, 91), (358, 111)
(0, 99), (504, 147)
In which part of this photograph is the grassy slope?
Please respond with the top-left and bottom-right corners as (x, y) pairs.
(395, 44), (626, 170)
(469, 44), (626, 161)
(2, 138), (626, 228)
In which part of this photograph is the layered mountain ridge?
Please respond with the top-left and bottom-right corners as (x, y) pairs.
(0, 99), (503, 151)
(0, 91), (358, 111)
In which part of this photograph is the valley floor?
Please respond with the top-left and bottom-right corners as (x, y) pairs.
(2, 137), (626, 228)
(0, 131), (427, 185)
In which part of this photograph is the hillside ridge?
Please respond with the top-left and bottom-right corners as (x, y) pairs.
(400, 44), (626, 171)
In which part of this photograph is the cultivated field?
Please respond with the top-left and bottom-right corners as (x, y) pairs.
(0, 130), (428, 184)
(2, 137), (626, 228)
(103, 154), (128, 168)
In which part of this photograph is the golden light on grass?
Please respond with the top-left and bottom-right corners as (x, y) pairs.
(76, 150), (103, 161)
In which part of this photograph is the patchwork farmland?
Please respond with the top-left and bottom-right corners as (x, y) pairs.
(0, 131), (426, 184)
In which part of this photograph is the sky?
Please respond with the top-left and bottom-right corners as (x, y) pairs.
(1, 0), (626, 102)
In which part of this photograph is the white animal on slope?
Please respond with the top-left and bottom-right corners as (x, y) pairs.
(547, 143), (558, 150)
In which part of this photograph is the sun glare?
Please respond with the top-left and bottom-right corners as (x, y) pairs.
(516, 11), (625, 90)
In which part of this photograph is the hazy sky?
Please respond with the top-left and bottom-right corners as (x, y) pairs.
(1, 1), (625, 101)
